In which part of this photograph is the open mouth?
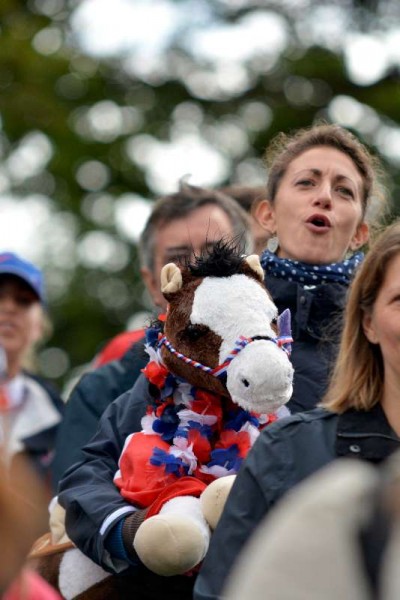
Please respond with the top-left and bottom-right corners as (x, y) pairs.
(306, 214), (331, 229)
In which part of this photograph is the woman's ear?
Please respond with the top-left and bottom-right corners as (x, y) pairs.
(362, 310), (378, 345)
(253, 200), (276, 235)
(350, 222), (369, 251)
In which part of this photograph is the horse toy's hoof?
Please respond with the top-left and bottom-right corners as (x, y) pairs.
(133, 514), (209, 576)
(200, 475), (236, 530)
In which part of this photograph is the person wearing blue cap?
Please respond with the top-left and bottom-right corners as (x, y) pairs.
(0, 252), (64, 501)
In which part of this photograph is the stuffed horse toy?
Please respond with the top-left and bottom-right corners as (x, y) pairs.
(29, 242), (294, 599)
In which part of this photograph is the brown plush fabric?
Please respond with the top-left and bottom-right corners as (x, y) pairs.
(162, 276), (227, 396)
(27, 551), (63, 593)
(122, 508), (148, 559)
(27, 534), (75, 595)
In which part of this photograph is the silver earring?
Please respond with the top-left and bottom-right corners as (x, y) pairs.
(267, 236), (279, 253)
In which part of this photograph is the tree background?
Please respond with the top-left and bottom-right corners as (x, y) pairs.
(1, 0), (399, 392)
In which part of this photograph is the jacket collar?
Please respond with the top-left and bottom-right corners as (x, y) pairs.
(264, 274), (347, 340)
(336, 402), (400, 462)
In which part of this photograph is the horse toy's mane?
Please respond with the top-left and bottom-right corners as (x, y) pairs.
(29, 246), (294, 599)
(187, 240), (248, 278)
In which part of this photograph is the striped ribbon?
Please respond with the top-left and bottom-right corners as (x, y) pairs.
(158, 331), (292, 381)
(276, 335), (293, 349)
(158, 336), (215, 374)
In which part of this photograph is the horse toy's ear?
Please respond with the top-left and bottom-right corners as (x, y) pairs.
(160, 263), (183, 295)
(244, 255), (264, 282)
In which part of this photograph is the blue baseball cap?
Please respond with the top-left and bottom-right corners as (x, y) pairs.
(0, 252), (46, 305)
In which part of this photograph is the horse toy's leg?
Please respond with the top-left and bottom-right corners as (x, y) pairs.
(200, 475), (236, 530)
(133, 496), (210, 576)
(132, 475), (236, 576)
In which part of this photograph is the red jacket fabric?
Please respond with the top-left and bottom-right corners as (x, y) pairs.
(93, 330), (145, 368)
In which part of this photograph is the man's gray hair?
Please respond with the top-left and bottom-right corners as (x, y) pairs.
(139, 183), (253, 271)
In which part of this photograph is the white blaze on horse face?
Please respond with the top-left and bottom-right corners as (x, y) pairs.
(191, 274), (293, 413)
(191, 274), (277, 361)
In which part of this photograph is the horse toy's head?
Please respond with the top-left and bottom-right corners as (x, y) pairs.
(158, 241), (293, 414)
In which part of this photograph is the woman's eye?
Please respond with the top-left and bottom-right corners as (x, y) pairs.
(337, 186), (354, 198)
(0, 293), (34, 307)
(17, 298), (32, 307)
(296, 179), (314, 187)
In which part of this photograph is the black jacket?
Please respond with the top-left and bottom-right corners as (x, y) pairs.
(193, 403), (400, 600)
(58, 373), (196, 600)
(265, 275), (347, 413)
(51, 340), (148, 490)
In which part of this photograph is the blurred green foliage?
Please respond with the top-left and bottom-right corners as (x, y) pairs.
(0, 0), (399, 391)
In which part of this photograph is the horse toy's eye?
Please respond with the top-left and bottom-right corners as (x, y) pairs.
(184, 324), (208, 342)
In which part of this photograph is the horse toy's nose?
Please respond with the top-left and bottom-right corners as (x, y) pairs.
(226, 339), (294, 414)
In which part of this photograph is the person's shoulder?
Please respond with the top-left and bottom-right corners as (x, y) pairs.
(113, 372), (150, 408)
(65, 342), (149, 422)
(248, 409), (338, 487)
(276, 406), (335, 425)
(83, 336), (148, 387)
(261, 408), (337, 439)
(75, 345), (142, 393)
(23, 371), (64, 413)
(72, 361), (123, 392)
(97, 373), (152, 433)
(62, 359), (130, 418)
(93, 329), (146, 368)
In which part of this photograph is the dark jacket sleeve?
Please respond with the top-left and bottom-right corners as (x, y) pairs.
(58, 374), (150, 572)
(52, 341), (148, 490)
(194, 410), (336, 600)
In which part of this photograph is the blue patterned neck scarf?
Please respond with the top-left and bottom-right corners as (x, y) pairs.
(260, 250), (364, 286)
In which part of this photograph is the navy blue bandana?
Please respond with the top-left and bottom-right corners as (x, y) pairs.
(260, 250), (364, 286)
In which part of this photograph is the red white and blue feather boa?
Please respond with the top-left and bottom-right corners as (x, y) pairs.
(139, 328), (290, 482)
